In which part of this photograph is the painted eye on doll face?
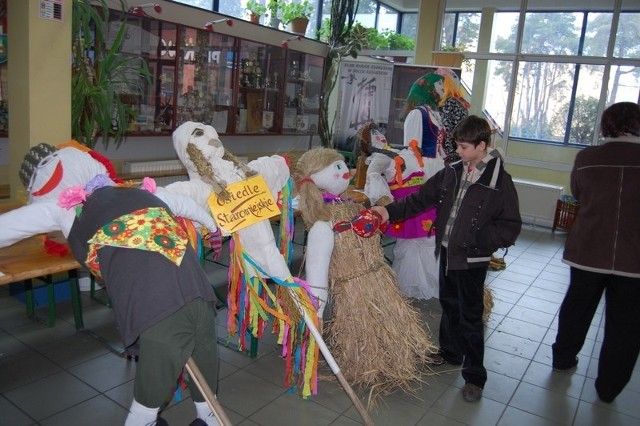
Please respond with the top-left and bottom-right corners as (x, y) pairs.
(333, 161), (350, 180)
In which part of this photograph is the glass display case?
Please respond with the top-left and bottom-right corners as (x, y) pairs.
(148, 19), (177, 133)
(177, 27), (235, 132)
(107, 13), (178, 134)
(283, 52), (324, 135)
(106, 12), (324, 137)
(236, 40), (286, 134)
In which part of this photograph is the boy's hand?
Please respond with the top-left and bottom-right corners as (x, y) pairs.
(371, 206), (389, 223)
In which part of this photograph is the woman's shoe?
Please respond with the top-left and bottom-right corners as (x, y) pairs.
(552, 356), (578, 372)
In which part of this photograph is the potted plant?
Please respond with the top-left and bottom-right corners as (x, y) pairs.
(387, 32), (416, 51)
(281, 0), (313, 34)
(433, 45), (470, 70)
(71, 0), (151, 149)
(267, 0), (281, 29)
(246, 0), (267, 24)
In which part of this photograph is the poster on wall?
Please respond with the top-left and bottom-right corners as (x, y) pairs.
(334, 60), (394, 154)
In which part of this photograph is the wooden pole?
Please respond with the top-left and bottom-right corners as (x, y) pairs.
(185, 357), (233, 426)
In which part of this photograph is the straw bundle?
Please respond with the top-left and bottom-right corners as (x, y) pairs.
(483, 285), (494, 324)
(325, 203), (437, 405)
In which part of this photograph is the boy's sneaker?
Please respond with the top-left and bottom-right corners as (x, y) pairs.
(427, 350), (462, 366)
(552, 356), (578, 372)
(462, 383), (483, 402)
(427, 351), (446, 366)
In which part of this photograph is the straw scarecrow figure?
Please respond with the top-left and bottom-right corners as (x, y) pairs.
(358, 121), (441, 300)
(296, 147), (437, 404)
(165, 122), (322, 399)
(0, 142), (225, 426)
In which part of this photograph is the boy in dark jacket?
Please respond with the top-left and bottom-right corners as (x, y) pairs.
(373, 115), (522, 402)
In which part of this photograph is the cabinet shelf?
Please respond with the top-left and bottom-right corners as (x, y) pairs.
(105, 11), (325, 138)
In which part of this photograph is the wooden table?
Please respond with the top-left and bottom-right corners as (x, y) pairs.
(0, 232), (84, 328)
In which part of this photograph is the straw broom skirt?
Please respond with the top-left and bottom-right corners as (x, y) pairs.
(325, 203), (436, 396)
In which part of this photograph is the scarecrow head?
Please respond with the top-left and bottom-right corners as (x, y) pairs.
(172, 121), (224, 181)
(404, 72), (445, 113)
(19, 142), (115, 204)
(296, 148), (351, 228)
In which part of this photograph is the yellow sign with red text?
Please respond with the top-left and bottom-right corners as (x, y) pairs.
(207, 175), (280, 233)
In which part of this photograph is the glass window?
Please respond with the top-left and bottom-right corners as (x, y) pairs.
(355, 0), (377, 27)
(510, 61), (578, 143)
(608, 65), (640, 104)
(441, 13), (455, 46)
(521, 12), (583, 56)
(378, 4), (398, 32)
(583, 13), (612, 57)
(490, 12), (519, 53)
(551, 64), (604, 145)
(483, 59), (514, 134)
(217, 1), (243, 19)
(456, 12), (480, 51)
(401, 13), (417, 39)
(615, 12), (640, 59)
(172, 0), (214, 10)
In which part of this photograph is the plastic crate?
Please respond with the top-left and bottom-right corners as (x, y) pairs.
(552, 199), (579, 232)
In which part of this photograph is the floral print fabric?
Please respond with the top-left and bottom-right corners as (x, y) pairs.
(85, 207), (188, 278)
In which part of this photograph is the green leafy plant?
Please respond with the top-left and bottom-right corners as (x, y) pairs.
(387, 32), (415, 50)
(280, 0), (313, 25)
(267, 0), (280, 17)
(71, 0), (152, 149)
(358, 26), (416, 51)
(246, 0), (267, 18)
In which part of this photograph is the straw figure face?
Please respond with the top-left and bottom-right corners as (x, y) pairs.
(22, 145), (108, 204)
(310, 159), (351, 196)
(296, 148), (351, 228)
(405, 73), (445, 112)
(172, 121), (229, 182)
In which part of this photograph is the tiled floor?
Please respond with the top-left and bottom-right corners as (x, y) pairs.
(1, 224), (639, 425)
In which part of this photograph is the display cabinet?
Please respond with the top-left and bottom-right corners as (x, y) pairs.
(177, 28), (235, 132)
(106, 12), (325, 137)
(107, 12), (178, 134)
(147, 19), (178, 133)
(283, 52), (324, 135)
(236, 40), (286, 134)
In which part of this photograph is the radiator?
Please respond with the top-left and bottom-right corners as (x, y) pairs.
(121, 159), (188, 187)
(122, 159), (185, 174)
(513, 178), (563, 228)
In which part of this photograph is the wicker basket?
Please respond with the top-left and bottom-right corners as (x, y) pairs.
(552, 199), (579, 232)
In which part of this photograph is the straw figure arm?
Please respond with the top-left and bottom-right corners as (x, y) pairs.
(304, 220), (334, 318)
(154, 187), (218, 233)
(363, 153), (394, 206)
(0, 203), (70, 248)
(246, 154), (290, 199)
